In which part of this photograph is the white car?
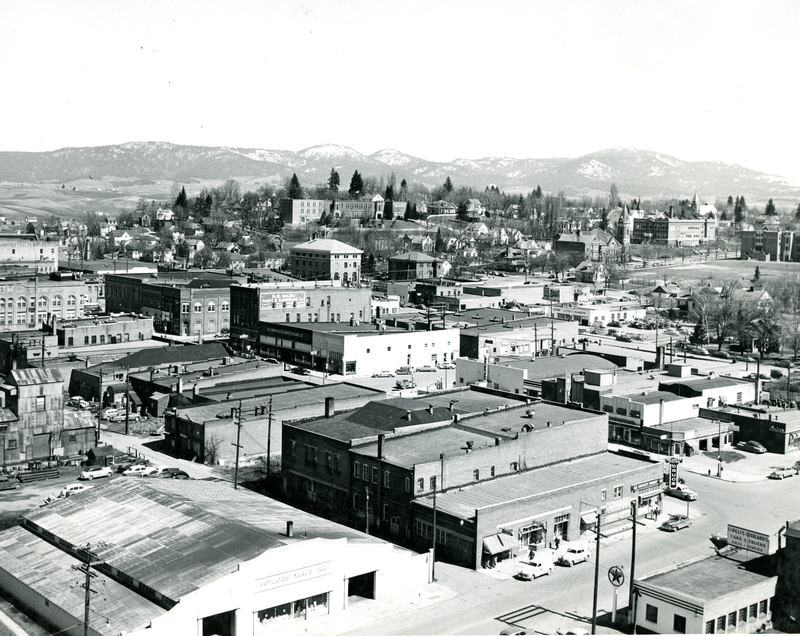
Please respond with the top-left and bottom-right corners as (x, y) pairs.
(557, 547), (592, 566)
(68, 397), (90, 410)
(123, 464), (157, 477)
(516, 556), (555, 580)
(60, 483), (93, 497)
(437, 362), (456, 369)
(108, 412), (141, 423)
(79, 466), (113, 480)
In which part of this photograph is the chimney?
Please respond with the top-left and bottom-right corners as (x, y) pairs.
(325, 397), (335, 418)
(466, 440), (474, 449)
(526, 409), (535, 418)
(226, 392), (232, 400)
(84, 358), (89, 369)
(286, 521), (294, 537)
(177, 376), (183, 395)
(495, 437), (500, 446)
(230, 406), (237, 419)
(669, 205), (674, 218)
(405, 410), (412, 421)
(449, 400), (456, 412)
(378, 434), (385, 459)
(427, 404), (434, 414)
(192, 384), (198, 399)
(659, 398), (664, 427)
(150, 369), (155, 382)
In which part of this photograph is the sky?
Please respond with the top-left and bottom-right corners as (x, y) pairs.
(2, 0), (800, 182)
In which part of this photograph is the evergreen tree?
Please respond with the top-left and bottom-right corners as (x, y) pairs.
(796, 202), (800, 219)
(383, 204), (394, 221)
(288, 174), (303, 199)
(443, 176), (453, 193)
(348, 170), (363, 197)
(435, 228), (444, 252)
(690, 321), (708, 346)
(720, 209), (728, 221)
(754, 266), (761, 283)
(734, 199), (743, 224)
(739, 195), (747, 211)
(456, 200), (469, 222)
(610, 183), (619, 208)
(384, 184), (394, 200)
(328, 168), (340, 192)
(400, 178), (408, 200)
(175, 186), (187, 208)
(764, 198), (777, 216)
(727, 195), (734, 207)
(535, 185), (543, 199)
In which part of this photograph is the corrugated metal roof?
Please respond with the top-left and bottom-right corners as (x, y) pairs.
(414, 453), (659, 518)
(10, 368), (63, 385)
(22, 479), (386, 604)
(0, 525), (166, 634)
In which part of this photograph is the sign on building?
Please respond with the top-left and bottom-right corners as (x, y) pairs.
(727, 525), (771, 555)
(668, 458), (680, 489)
(261, 291), (306, 309)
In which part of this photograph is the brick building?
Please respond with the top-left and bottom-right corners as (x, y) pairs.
(387, 252), (444, 281)
(229, 280), (372, 353)
(105, 271), (246, 337)
(0, 234), (58, 274)
(279, 198), (331, 225)
(289, 238), (362, 284)
(55, 313), (154, 349)
(631, 214), (716, 246)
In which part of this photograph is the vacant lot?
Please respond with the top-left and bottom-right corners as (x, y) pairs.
(632, 258), (800, 287)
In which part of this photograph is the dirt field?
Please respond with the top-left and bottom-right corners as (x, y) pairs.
(631, 257), (800, 287)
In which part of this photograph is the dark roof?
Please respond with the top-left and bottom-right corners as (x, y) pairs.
(88, 343), (229, 373)
(9, 368), (63, 386)
(388, 251), (440, 263)
(659, 376), (750, 391)
(620, 390), (683, 405)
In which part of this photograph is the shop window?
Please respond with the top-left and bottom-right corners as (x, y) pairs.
(554, 514), (569, 539)
(645, 605), (658, 623)
(674, 614), (686, 633)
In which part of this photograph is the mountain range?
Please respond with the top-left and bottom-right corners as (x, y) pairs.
(0, 142), (797, 203)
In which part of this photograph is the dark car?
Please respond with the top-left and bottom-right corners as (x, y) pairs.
(711, 351), (730, 360)
(289, 366), (310, 376)
(736, 440), (767, 454)
(616, 334), (632, 343)
(170, 470), (191, 480)
(660, 514), (691, 532)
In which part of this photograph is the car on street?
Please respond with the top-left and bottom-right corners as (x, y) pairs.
(168, 469), (191, 479)
(60, 483), (93, 497)
(557, 547), (592, 566)
(615, 334), (633, 343)
(288, 366), (310, 375)
(555, 629), (590, 635)
(113, 456), (146, 473)
(660, 514), (691, 532)
(437, 362), (456, 369)
(372, 370), (394, 378)
(768, 467), (794, 480)
(396, 366), (415, 375)
(0, 475), (21, 491)
(79, 466), (113, 480)
(499, 628), (527, 635)
(417, 365), (437, 372)
(736, 440), (767, 454)
(101, 407), (122, 419)
(690, 347), (710, 356)
(666, 485), (698, 501)
(395, 379), (416, 390)
(123, 464), (158, 477)
(264, 357), (280, 364)
(516, 555), (555, 580)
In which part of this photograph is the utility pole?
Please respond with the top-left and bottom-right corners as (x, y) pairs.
(124, 367), (130, 436)
(232, 400), (242, 490)
(41, 334), (46, 368)
(71, 542), (106, 636)
(96, 369), (104, 446)
(432, 484), (437, 581)
(628, 500), (639, 625)
(591, 511), (602, 634)
(266, 397), (273, 480)
(365, 486), (370, 535)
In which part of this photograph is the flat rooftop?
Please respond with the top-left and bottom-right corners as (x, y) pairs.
(58, 313), (149, 326)
(645, 416), (726, 434)
(659, 375), (752, 390)
(414, 452), (656, 518)
(261, 321), (409, 335)
(483, 354), (618, 379)
(637, 556), (774, 603)
(618, 390), (683, 405)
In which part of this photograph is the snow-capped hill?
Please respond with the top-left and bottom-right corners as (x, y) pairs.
(370, 149), (421, 167)
(578, 159), (620, 180)
(231, 148), (291, 164)
(298, 144), (367, 161)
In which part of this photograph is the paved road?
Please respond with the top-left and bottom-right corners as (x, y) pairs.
(342, 466), (800, 635)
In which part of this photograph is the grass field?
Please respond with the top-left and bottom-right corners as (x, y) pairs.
(630, 258), (800, 287)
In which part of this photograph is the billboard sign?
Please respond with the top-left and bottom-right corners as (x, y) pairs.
(261, 291), (306, 309)
(728, 525), (771, 555)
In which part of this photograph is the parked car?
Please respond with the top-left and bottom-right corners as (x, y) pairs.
(169, 470), (191, 480)
(108, 412), (141, 423)
(263, 357), (280, 364)
(417, 365), (437, 373)
(736, 440), (767, 454)
(557, 547), (592, 566)
(372, 370), (394, 378)
(555, 629), (590, 635)
(289, 366), (310, 375)
(616, 334), (633, 343)
(123, 464), (158, 477)
(101, 408), (122, 420)
(79, 466), (113, 480)
(396, 366), (415, 375)
(711, 351), (731, 359)
(768, 467), (794, 480)
(60, 483), (93, 497)
(660, 514), (691, 532)
(516, 555), (555, 580)
(113, 456), (147, 473)
(770, 369), (784, 379)
(0, 475), (21, 491)
(690, 347), (710, 356)
(437, 362), (456, 369)
(395, 379), (416, 390)
(67, 397), (90, 410)
(666, 485), (698, 501)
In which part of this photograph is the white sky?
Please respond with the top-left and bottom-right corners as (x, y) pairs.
(2, 0), (799, 181)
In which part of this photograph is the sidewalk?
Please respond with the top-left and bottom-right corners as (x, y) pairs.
(681, 451), (798, 483)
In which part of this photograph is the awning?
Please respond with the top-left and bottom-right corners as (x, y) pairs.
(482, 533), (513, 556)
(581, 510), (598, 525)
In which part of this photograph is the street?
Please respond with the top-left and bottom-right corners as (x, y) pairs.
(341, 464), (800, 636)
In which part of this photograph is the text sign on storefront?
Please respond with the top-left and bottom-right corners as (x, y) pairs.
(261, 292), (306, 309)
(728, 525), (771, 555)
(668, 458), (680, 489)
(254, 561), (332, 593)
